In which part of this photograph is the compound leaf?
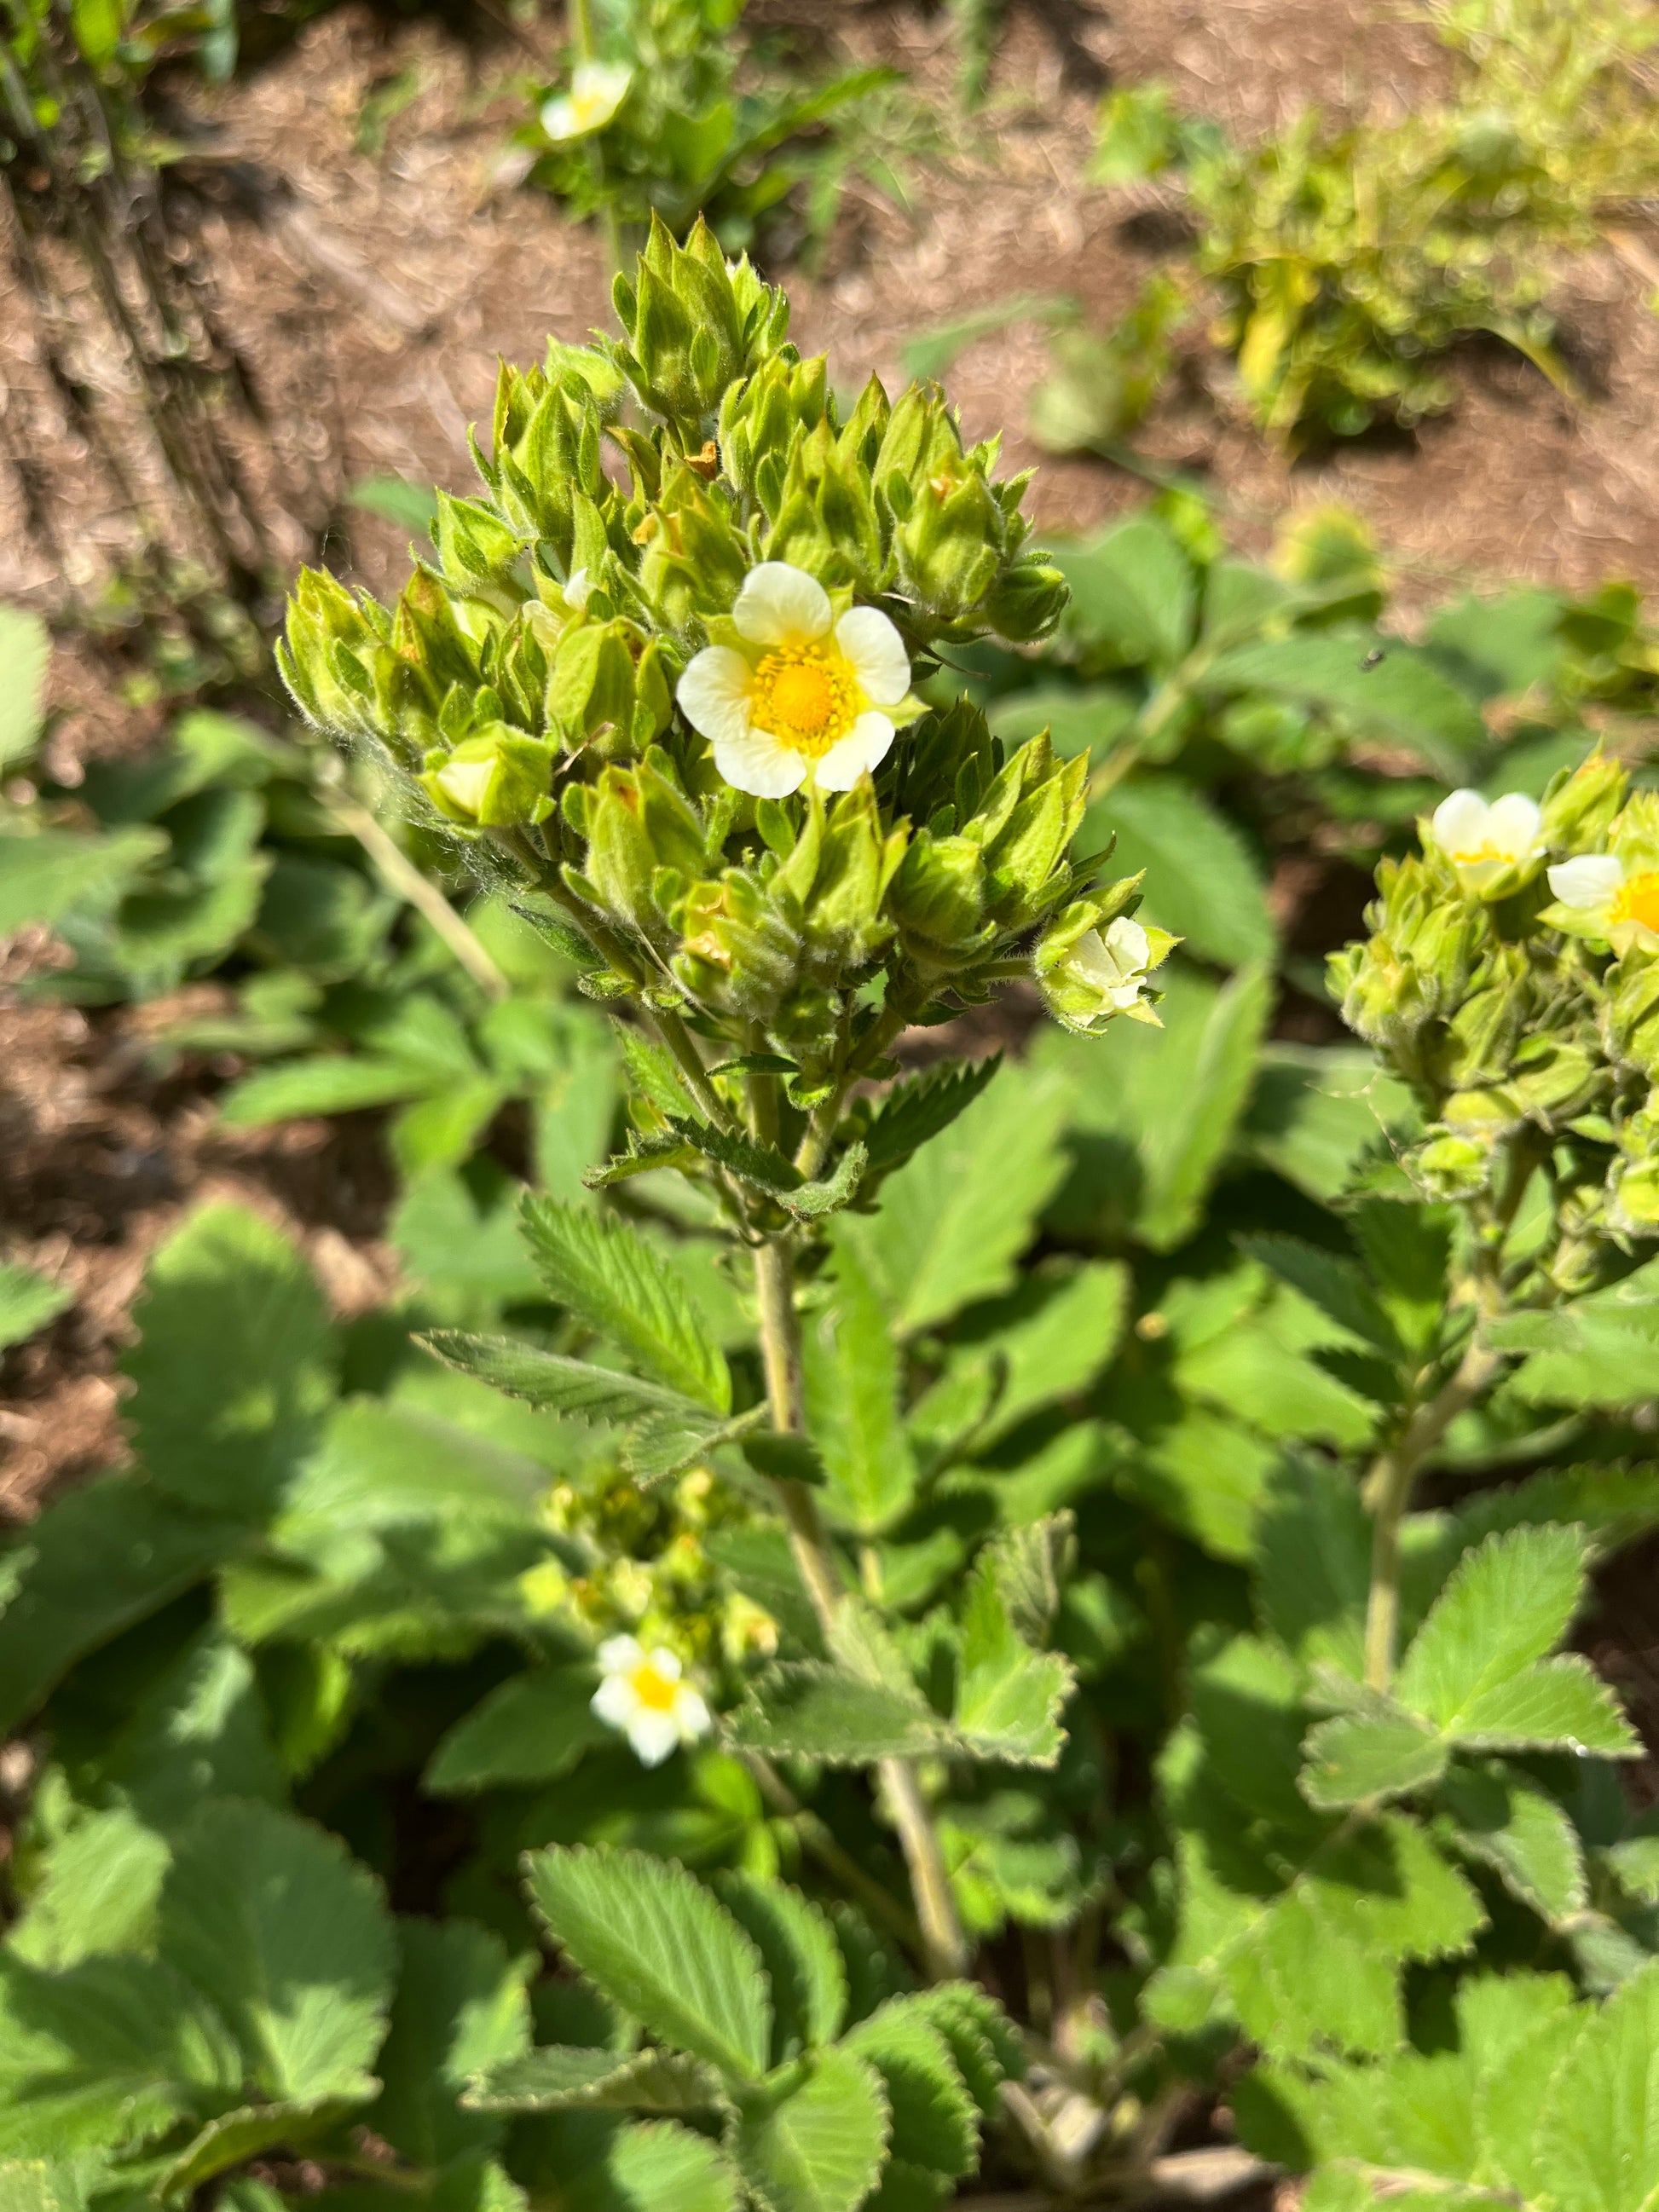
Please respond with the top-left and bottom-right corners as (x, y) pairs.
(733, 2046), (890, 2212)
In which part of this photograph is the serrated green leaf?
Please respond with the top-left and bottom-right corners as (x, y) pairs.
(0, 1267), (72, 1354)
(159, 2098), (361, 2192)
(728, 1666), (950, 1765)
(1448, 1655), (1639, 1755)
(802, 1239), (916, 1538)
(665, 1114), (802, 1195)
(1396, 1524), (1592, 1732)
(733, 2047), (890, 2212)
(954, 1553), (1073, 1766)
(0, 1478), (247, 1736)
(425, 1666), (610, 1794)
(370, 1920), (531, 2168)
(862, 1059), (1002, 1175)
(124, 1201), (334, 1514)
(419, 1332), (709, 1431)
(524, 1846), (772, 2084)
(465, 2046), (722, 2115)
(1537, 1960), (1659, 2212)
(1476, 1998), (1586, 2201)
(7, 1809), (171, 1969)
(569, 2120), (741, 2212)
(1300, 1709), (1447, 1809)
(1199, 632), (1485, 779)
(849, 1065), (1071, 1335)
(519, 1198), (730, 1413)
(783, 1141), (868, 1222)
(714, 1874), (847, 2059)
(89, 1629), (285, 1828)
(1084, 775), (1274, 967)
(0, 1952), (241, 2159)
(909, 1985), (1022, 2115)
(1439, 1761), (1587, 1923)
(842, 2001), (977, 2180)
(0, 824), (167, 935)
(1254, 1457), (1372, 1678)
(158, 1799), (396, 2105)
(217, 1054), (440, 1126)
(1238, 1234), (1400, 1354)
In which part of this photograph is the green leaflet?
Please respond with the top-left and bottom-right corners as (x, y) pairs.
(123, 1202), (336, 1515)
(424, 1666), (610, 1794)
(841, 2001), (979, 2180)
(714, 1874), (848, 2059)
(849, 1063), (1072, 1334)
(732, 2047), (891, 2212)
(524, 1847), (772, 2083)
(465, 2047), (723, 2115)
(860, 1056), (1002, 1175)
(519, 1197), (731, 1412)
(802, 1236), (917, 1536)
(156, 1799), (397, 2105)
(369, 1920), (532, 2169)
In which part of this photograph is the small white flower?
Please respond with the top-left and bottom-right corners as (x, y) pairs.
(541, 61), (633, 142)
(591, 1635), (711, 1767)
(563, 565), (594, 611)
(1546, 852), (1659, 956)
(1429, 788), (1543, 896)
(1069, 916), (1156, 1011)
(676, 563), (918, 799)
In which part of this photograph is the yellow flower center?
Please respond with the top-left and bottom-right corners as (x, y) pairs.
(752, 644), (858, 758)
(629, 1661), (679, 1713)
(1452, 840), (1506, 865)
(1612, 869), (1659, 934)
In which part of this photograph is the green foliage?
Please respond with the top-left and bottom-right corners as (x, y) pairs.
(518, 0), (905, 257)
(1083, 1), (1659, 439)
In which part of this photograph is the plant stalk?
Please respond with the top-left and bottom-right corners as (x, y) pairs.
(749, 1209), (968, 1980)
(327, 790), (511, 1000)
(1361, 1335), (1506, 1691)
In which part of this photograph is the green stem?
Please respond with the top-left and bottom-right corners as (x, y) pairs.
(794, 976), (924, 1181)
(748, 1204), (968, 1981)
(743, 1752), (922, 1952)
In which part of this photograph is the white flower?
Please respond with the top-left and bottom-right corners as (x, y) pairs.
(541, 61), (633, 142)
(1546, 852), (1659, 956)
(676, 563), (917, 799)
(1429, 788), (1543, 896)
(563, 565), (594, 611)
(591, 1636), (711, 1767)
(1069, 917), (1156, 1011)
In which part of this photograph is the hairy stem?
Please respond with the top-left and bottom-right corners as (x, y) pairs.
(749, 1210), (968, 1980)
(743, 1752), (922, 1950)
(326, 788), (510, 1001)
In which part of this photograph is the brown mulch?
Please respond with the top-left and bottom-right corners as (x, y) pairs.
(7, 0), (1659, 1507)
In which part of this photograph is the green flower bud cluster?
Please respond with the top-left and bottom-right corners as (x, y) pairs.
(1331, 751), (1659, 1252)
(279, 218), (1144, 1096)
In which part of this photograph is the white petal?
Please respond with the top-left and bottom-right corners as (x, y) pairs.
(564, 565), (592, 610)
(574, 61), (632, 106)
(540, 94), (580, 138)
(1486, 790), (1542, 858)
(813, 712), (895, 792)
(1548, 854), (1623, 909)
(1101, 915), (1150, 973)
(678, 647), (754, 746)
(644, 1647), (682, 1684)
(714, 728), (809, 800)
(435, 759), (494, 817)
(592, 1674), (639, 1729)
(1108, 978), (1147, 1009)
(834, 605), (910, 706)
(597, 1634), (644, 1676)
(673, 1687), (712, 1742)
(733, 563), (832, 647)
(1066, 930), (1118, 988)
(627, 1711), (681, 1767)
(1431, 788), (1490, 856)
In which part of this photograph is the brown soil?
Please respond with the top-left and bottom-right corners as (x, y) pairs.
(7, 0), (1659, 1505)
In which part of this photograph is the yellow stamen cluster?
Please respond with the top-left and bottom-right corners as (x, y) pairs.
(1613, 871), (1659, 934)
(629, 1660), (680, 1712)
(752, 644), (856, 758)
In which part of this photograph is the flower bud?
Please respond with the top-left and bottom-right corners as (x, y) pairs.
(434, 491), (524, 600)
(772, 783), (908, 978)
(763, 419), (886, 596)
(719, 351), (830, 505)
(581, 759), (707, 944)
(1604, 946), (1659, 1079)
(548, 617), (673, 759)
(483, 361), (613, 565)
(420, 726), (555, 828)
(671, 871), (802, 1019)
(1540, 748), (1628, 853)
(611, 217), (777, 429)
(888, 833), (994, 973)
(279, 567), (433, 755)
(980, 550), (1070, 644)
(1408, 1129), (1493, 1198)
(637, 467), (749, 628)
